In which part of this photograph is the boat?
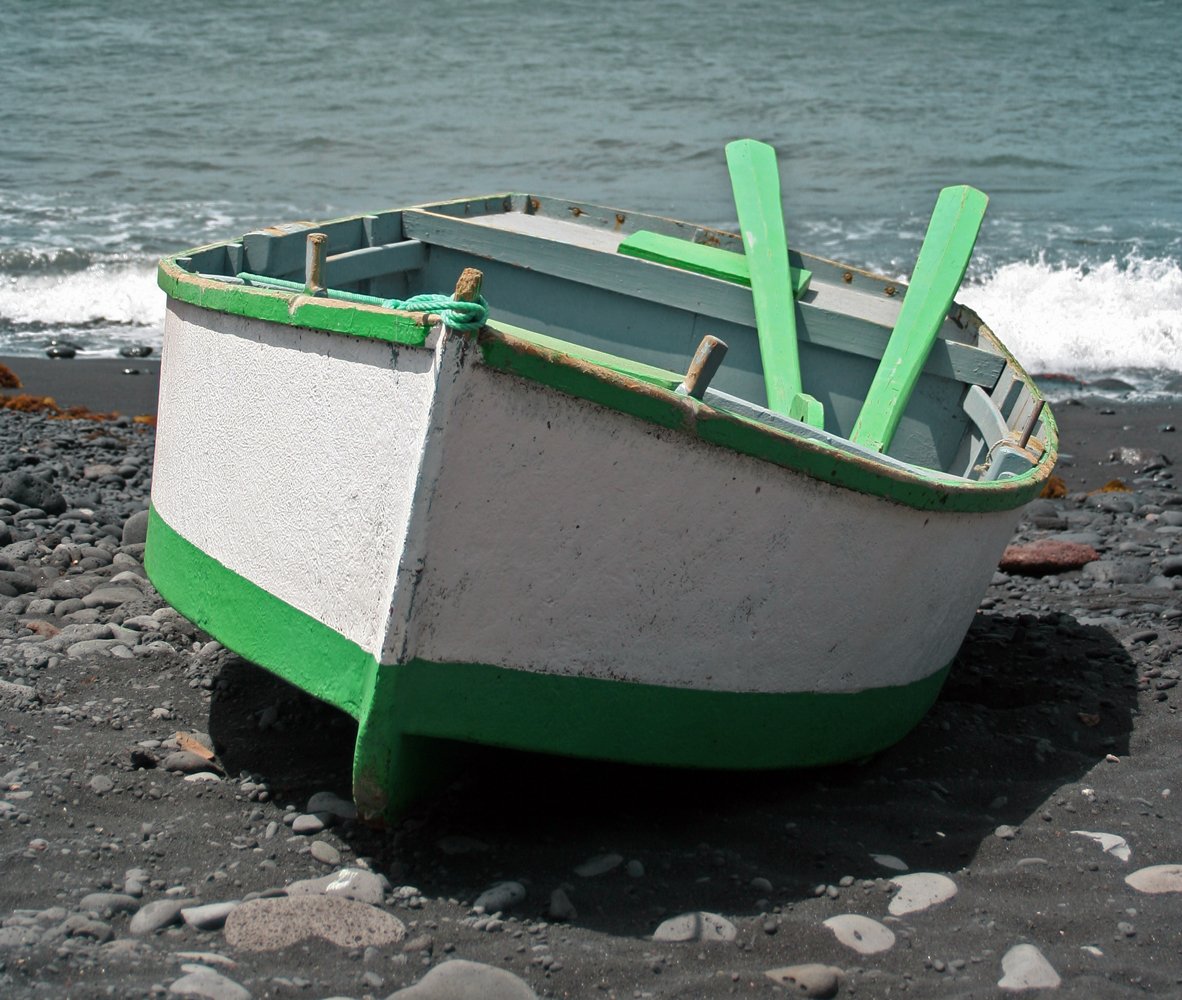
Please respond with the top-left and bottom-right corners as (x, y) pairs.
(145, 141), (1057, 820)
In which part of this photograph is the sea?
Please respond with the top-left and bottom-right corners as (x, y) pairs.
(2, 0), (1179, 399)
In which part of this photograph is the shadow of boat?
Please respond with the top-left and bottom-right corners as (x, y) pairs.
(207, 610), (1136, 938)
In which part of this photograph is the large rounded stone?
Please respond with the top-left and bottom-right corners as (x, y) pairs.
(222, 895), (405, 951)
(1125, 864), (1182, 894)
(0, 471), (66, 515)
(998, 540), (1099, 576)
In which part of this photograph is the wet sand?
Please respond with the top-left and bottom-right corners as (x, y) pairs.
(1, 356), (161, 417)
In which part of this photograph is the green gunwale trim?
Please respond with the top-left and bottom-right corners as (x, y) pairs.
(158, 229), (1055, 514)
(143, 504), (374, 719)
(157, 256), (432, 347)
(476, 324), (1057, 514)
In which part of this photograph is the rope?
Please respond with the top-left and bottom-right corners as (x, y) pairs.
(235, 273), (489, 331)
(386, 293), (489, 332)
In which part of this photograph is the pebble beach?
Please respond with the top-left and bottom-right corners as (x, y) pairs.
(0, 358), (1178, 999)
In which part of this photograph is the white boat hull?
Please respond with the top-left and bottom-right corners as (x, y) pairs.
(148, 299), (1025, 817)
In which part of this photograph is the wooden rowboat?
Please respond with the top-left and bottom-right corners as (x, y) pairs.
(146, 144), (1056, 819)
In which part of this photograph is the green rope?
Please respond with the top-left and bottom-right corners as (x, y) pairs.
(235, 273), (489, 332)
(390, 293), (488, 332)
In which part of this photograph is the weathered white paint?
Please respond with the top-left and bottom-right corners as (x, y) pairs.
(394, 356), (1021, 694)
(152, 305), (1020, 696)
(151, 301), (437, 656)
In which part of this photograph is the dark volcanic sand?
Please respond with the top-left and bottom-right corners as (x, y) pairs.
(1, 369), (1179, 999)
(1, 357), (161, 418)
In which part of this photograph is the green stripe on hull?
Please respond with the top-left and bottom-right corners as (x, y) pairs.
(386, 658), (950, 768)
(144, 505), (375, 719)
(146, 505), (952, 821)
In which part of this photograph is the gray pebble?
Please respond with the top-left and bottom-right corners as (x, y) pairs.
(67, 638), (129, 658)
(291, 812), (331, 835)
(130, 898), (194, 935)
(652, 911), (737, 943)
(385, 958), (537, 999)
(0, 925), (42, 947)
(822, 914), (895, 955)
(309, 840), (341, 866)
(997, 943), (1061, 990)
(1083, 559), (1150, 584)
(573, 852), (623, 877)
(473, 880), (526, 913)
(305, 790), (357, 819)
(122, 509), (150, 546)
(181, 901), (241, 930)
(161, 750), (217, 774)
(88, 774), (115, 795)
(82, 584), (145, 608)
(287, 868), (388, 905)
(888, 872), (958, 915)
(79, 891), (138, 916)
(169, 965), (252, 1000)
(765, 964), (842, 998)
(0, 678), (36, 701)
(548, 888), (577, 921)
(0, 471), (67, 515)
(65, 915), (114, 942)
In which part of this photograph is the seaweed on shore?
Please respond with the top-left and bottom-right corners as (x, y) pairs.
(0, 362), (22, 389)
(0, 391), (119, 422)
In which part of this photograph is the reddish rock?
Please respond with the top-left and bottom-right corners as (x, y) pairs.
(999, 539), (1100, 576)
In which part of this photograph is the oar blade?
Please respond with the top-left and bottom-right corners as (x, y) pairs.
(850, 185), (988, 452)
(726, 139), (821, 427)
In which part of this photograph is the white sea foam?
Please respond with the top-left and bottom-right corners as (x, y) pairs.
(959, 255), (1182, 377)
(0, 261), (160, 328)
(3, 250), (1180, 387)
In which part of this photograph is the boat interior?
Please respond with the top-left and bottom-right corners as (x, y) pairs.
(172, 194), (1052, 482)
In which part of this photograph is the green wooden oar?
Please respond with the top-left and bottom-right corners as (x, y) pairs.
(725, 139), (823, 428)
(850, 185), (988, 453)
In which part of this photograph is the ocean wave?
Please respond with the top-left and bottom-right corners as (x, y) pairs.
(0, 247), (98, 275)
(2, 236), (1179, 395)
(959, 254), (1182, 377)
(0, 260), (161, 331)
